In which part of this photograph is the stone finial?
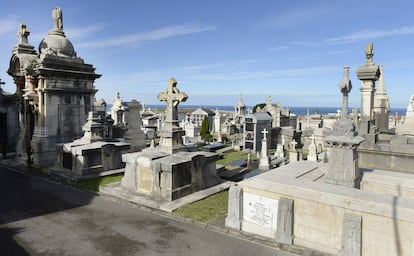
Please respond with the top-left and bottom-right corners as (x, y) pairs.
(52, 7), (63, 30)
(339, 66), (352, 118)
(157, 77), (188, 128)
(365, 43), (374, 64)
(17, 23), (30, 45)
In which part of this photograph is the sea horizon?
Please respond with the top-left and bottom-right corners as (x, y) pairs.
(142, 104), (407, 116)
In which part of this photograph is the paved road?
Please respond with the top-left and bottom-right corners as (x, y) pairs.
(0, 165), (294, 256)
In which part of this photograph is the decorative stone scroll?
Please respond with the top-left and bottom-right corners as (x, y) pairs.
(274, 198), (294, 245)
(339, 213), (362, 256)
(225, 185), (243, 230)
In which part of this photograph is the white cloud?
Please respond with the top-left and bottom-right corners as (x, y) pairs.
(269, 46), (289, 52)
(77, 23), (216, 48)
(326, 25), (414, 43)
(187, 65), (339, 81)
(0, 16), (20, 36)
(256, 5), (334, 30)
(65, 24), (106, 39)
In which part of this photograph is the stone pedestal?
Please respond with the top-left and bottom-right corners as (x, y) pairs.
(124, 100), (146, 152)
(325, 135), (364, 188)
(158, 128), (185, 154)
(258, 129), (270, 171)
(121, 149), (220, 201)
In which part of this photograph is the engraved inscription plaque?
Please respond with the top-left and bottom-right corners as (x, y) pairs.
(243, 192), (278, 230)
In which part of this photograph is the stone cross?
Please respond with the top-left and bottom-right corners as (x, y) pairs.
(157, 77), (188, 128)
(17, 23), (30, 44)
(339, 66), (352, 118)
(261, 128), (268, 140)
(267, 95), (272, 105)
(290, 139), (297, 151)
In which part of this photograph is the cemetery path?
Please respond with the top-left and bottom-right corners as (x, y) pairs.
(0, 165), (296, 256)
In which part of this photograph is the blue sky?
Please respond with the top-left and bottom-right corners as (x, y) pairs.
(1, 1), (414, 108)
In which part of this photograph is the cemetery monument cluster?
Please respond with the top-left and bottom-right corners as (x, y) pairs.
(1, 7), (414, 256)
(225, 44), (414, 256)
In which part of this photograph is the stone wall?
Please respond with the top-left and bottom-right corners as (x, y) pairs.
(228, 170), (414, 256)
(358, 142), (414, 174)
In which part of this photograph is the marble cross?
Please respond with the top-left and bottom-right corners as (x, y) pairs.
(290, 139), (298, 150)
(262, 128), (268, 140)
(157, 77), (188, 127)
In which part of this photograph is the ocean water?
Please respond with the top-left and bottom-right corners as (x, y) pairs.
(106, 103), (406, 116)
(146, 104), (406, 116)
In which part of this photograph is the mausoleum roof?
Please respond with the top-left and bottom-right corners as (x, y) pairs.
(39, 31), (77, 58)
(38, 7), (77, 58)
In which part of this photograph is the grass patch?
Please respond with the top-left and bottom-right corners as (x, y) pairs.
(174, 190), (228, 223)
(77, 173), (123, 192)
(217, 150), (256, 167)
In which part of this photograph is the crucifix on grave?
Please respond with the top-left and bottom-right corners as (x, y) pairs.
(290, 139), (298, 151)
(17, 23), (30, 45)
(289, 139), (299, 162)
(262, 128), (268, 140)
(259, 128), (270, 171)
(158, 77), (188, 129)
(157, 78), (188, 154)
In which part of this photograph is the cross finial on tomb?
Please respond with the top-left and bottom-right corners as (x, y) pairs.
(262, 128), (268, 140)
(267, 95), (272, 104)
(17, 23), (30, 44)
(157, 77), (188, 127)
(290, 139), (298, 150)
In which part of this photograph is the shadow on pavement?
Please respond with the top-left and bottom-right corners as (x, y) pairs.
(0, 165), (95, 253)
(0, 227), (31, 255)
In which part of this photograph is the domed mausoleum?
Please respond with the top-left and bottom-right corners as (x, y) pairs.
(7, 7), (101, 167)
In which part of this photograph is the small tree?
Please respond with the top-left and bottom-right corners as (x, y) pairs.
(200, 116), (212, 142)
(252, 103), (266, 113)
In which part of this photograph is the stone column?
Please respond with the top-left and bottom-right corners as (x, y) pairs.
(356, 43), (380, 135)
